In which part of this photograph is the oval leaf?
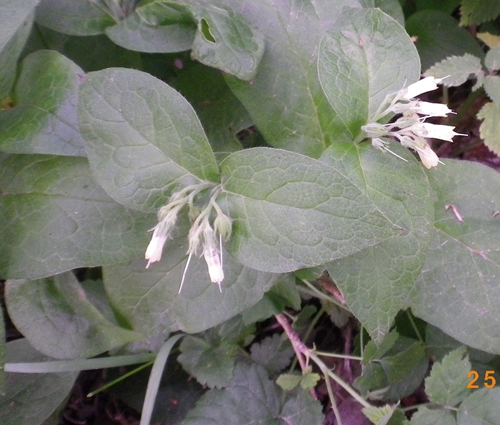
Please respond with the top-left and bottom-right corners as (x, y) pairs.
(0, 155), (152, 279)
(409, 160), (500, 354)
(219, 147), (399, 273)
(78, 67), (220, 212)
(0, 50), (86, 156)
(6, 273), (142, 359)
(322, 142), (434, 344)
(318, 7), (420, 136)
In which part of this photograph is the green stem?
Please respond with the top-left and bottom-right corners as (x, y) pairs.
(406, 310), (424, 344)
(315, 351), (362, 361)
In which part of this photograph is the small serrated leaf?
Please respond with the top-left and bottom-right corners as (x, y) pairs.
(457, 387), (500, 423)
(424, 54), (483, 86)
(485, 46), (500, 71)
(425, 347), (471, 407)
(276, 373), (302, 391)
(410, 407), (457, 425)
(477, 32), (500, 49)
(483, 76), (500, 103)
(299, 372), (321, 391)
(250, 334), (294, 375)
(363, 404), (409, 425)
(478, 102), (500, 157)
(178, 335), (237, 388)
(460, 0), (500, 26)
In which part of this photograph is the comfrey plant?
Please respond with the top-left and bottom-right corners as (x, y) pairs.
(362, 77), (462, 168)
(145, 183), (231, 292)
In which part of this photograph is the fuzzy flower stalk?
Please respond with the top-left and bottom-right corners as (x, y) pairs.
(362, 76), (464, 168)
(144, 183), (231, 292)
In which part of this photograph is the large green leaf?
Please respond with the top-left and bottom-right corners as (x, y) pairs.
(5, 272), (142, 359)
(408, 160), (500, 354)
(106, 1), (196, 53)
(0, 0), (39, 98)
(0, 339), (78, 425)
(219, 147), (399, 273)
(181, 362), (323, 425)
(35, 0), (115, 36)
(103, 219), (277, 338)
(222, 0), (363, 157)
(321, 142), (434, 344)
(78, 67), (220, 213)
(318, 8), (420, 136)
(0, 50), (86, 156)
(0, 155), (152, 279)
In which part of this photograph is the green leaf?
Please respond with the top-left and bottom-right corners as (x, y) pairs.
(250, 334), (294, 375)
(356, 332), (428, 401)
(5, 272), (142, 359)
(0, 155), (152, 279)
(178, 336), (237, 388)
(103, 222), (277, 337)
(424, 54), (483, 87)
(406, 11), (484, 72)
(0, 50), (86, 156)
(35, 0), (115, 36)
(483, 76), (500, 103)
(223, 0), (363, 157)
(181, 362), (323, 425)
(458, 388), (500, 424)
(322, 142), (434, 344)
(363, 405), (408, 425)
(318, 7), (420, 136)
(408, 160), (500, 354)
(485, 46), (500, 71)
(0, 339), (78, 425)
(276, 373), (302, 391)
(78, 67), (220, 212)
(425, 347), (472, 407)
(478, 102), (500, 156)
(279, 387), (324, 425)
(105, 2), (196, 53)
(181, 363), (280, 424)
(189, 4), (264, 81)
(460, 0), (500, 26)
(299, 372), (321, 391)
(410, 407), (457, 425)
(0, 0), (39, 98)
(220, 147), (399, 273)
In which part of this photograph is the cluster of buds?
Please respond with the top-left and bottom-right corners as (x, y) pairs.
(362, 77), (463, 168)
(144, 183), (231, 292)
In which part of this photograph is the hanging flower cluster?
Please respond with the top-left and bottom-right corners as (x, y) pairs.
(145, 182), (231, 292)
(362, 77), (463, 168)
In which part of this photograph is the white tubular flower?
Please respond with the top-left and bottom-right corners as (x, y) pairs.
(393, 101), (452, 117)
(416, 144), (440, 169)
(409, 122), (462, 142)
(202, 227), (224, 289)
(145, 204), (182, 268)
(400, 76), (444, 100)
(145, 233), (168, 268)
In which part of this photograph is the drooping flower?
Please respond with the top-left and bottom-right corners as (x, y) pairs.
(400, 76), (444, 100)
(362, 76), (462, 168)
